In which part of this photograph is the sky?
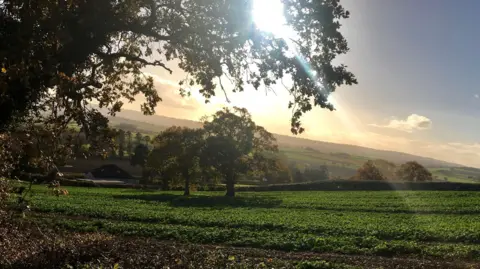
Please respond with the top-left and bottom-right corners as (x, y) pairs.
(124, 0), (480, 168)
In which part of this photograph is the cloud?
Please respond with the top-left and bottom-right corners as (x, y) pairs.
(369, 114), (432, 133)
(475, 94), (479, 99)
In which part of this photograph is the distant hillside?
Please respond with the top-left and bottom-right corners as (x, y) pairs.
(102, 107), (463, 168)
(273, 134), (460, 168)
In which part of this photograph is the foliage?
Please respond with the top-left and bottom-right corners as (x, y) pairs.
(0, 131), (24, 177)
(0, 223), (391, 269)
(201, 107), (278, 196)
(147, 126), (205, 195)
(372, 159), (397, 180)
(126, 131), (133, 155)
(396, 161), (433, 182)
(130, 144), (150, 168)
(0, 0), (356, 134)
(354, 160), (386, 181)
(1, 118), (116, 179)
(236, 180), (480, 192)
(134, 132), (144, 147)
(116, 129), (126, 159)
(47, 180), (69, 196)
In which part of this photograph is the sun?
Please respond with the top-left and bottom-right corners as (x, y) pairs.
(252, 0), (288, 37)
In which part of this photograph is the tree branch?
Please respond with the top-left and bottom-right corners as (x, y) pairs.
(95, 51), (173, 74)
(218, 77), (230, 103)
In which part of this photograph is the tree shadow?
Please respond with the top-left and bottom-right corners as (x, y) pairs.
(113, 194), (283, 208)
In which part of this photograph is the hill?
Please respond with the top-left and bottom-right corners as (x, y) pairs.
(102, 107), (463, 168)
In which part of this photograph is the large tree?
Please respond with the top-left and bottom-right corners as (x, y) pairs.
(354, 160), (386, 181)
(117, 130), (126, 159)
(126, 131), (133, 156)
(148, 126), (205, 195)
(201, 107), (278, 197)
(130, 144), (150, 168)
(396, 161), (433, 182)
(134, 132), (144, 148)
(0, 0), (356, 134)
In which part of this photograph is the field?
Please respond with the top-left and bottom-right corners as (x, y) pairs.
(430, 167), (480, 183)
(18, 186), (480, 268)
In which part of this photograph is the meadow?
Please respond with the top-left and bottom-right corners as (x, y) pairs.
(26, 186), (480, 265)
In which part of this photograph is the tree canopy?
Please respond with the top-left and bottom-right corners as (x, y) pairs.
(201, 107), (278, 196)
(354, 160), (386, 181)
(130, 144), (150, 168)
(396, 161), (433, 182)
(147, 126), (205, 195)
(0, 0), (356, 134)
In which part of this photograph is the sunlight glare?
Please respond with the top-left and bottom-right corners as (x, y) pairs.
(252, 0), (287, 37)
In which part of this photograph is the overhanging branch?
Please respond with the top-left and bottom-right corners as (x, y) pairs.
(95, 51), (173, 74)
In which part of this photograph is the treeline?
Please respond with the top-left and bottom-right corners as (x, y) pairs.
(352, 159), (433, 182)
(125, 108), (335, 196)
(2, 107), (435, 197)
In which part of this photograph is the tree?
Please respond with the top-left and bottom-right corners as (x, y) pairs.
(373, 159), (397, 180)
(130, 144), (150, 168)
(148, 127), (205, 195)
(0, 0), (356, 135)
(201, 107), (278, 197)
(109, 146), (118, 159)
(355, 160), (386, 181)
(146, 148), (181, 190)
(134, 132), (143, 147)
(126, 131), (133, 156)
(117, 130), (126, 159)
(143, 135), (151, 147)
(396, 161), (433, 182)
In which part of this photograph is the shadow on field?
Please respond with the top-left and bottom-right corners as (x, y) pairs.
(113, 194), (283, 208)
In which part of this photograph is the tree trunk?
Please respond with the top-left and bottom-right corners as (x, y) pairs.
(225, 173), (235, 197)
(183, 172), (190, 196)
(161, 178), (169, 191)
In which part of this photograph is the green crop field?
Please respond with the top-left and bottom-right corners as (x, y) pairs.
(26, 186), (480, 265)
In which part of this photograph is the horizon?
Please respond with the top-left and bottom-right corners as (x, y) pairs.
(106, 107), (470, 169)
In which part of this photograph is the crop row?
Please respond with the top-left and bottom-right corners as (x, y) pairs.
(32, 216), (480, 260)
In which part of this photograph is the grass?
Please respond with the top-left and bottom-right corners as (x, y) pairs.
(26, 186), (480, 261)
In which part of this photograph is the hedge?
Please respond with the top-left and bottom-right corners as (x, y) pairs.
(236, 180), (480, 192)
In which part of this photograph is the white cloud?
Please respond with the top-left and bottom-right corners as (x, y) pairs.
(475, 94), (479, 99)
(369, 114), (432, 133)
